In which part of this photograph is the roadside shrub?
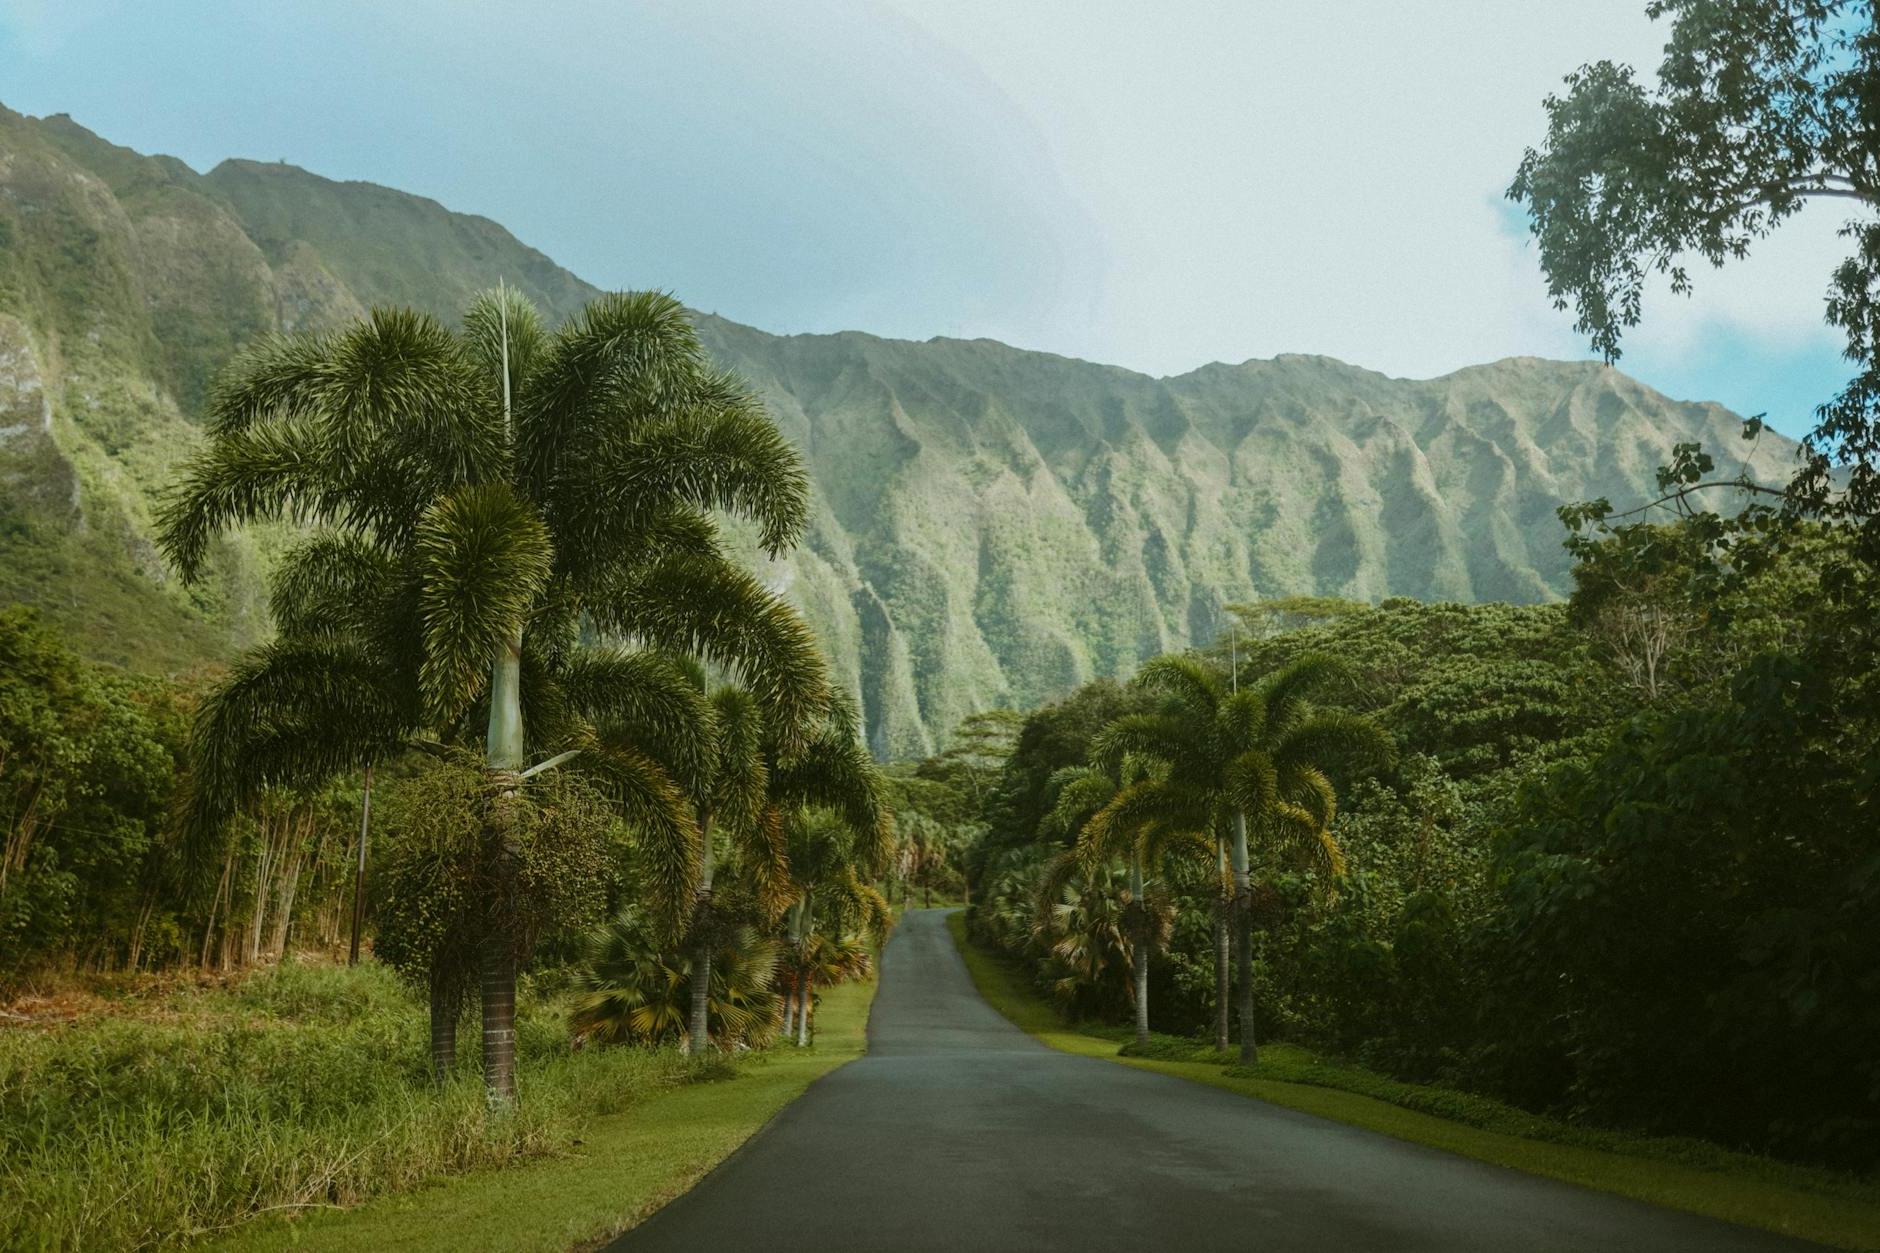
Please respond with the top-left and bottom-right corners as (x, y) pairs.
(0, 960), (695, 1250)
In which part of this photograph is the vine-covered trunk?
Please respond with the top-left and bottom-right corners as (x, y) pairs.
(1230, 811), (1257, 1065)
(781, 977), (796, 1035)
(481, 628), (525, 1106)
(430, 967), (460, 1083)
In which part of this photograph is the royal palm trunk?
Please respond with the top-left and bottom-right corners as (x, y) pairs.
(791, 890), (813, 1046)
(686, 814), (716, 1055)
(1230, 810), (1257, 1065)
(481, 626), (525, 1105)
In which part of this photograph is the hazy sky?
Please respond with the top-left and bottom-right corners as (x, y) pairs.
(0, 0), (1862, 437)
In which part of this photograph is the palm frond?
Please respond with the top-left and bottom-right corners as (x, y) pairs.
(1261, 652), (1357, 729)
(1216, 688), (1270, 756)
(1274, 710), (1396, 776)
(1093, 711), (1199, 772)
(1131, 654), (1222, 711)
(556, 646), (714, 793)
(461, 286), (547, 405)
(182, 637), (412, 871)
(321, 307), (498, 478)
(268, 530), (400, 640)
(1284, 766), (1338, 832)
(1031, 847), (1085, 926)
(568, 393), (808, 556)
(1224, 748), (1280, 820)
(1043, 764), (1118, 838)
(706, 685), (769, 832)
(742, 803), (794, 921)
(772, 728), (891, 876)
(1079, 779), (1189, 868)
(1268, 802), (1346, 877)
(1139, 818), (1211, 867)
(203, 330), (335, 437)
(157, 415), (344, 580)
(595, 550), (830, 751)
(828, 866), (893, 946)
(582, 741), (700, 941)
(519, 290), (707, 500)
(412, 482), (554, 724)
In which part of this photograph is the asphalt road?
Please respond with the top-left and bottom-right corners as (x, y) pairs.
(612, 908), (1815, 1252)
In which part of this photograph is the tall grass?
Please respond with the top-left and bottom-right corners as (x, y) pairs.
(0, 961), (704, 1250)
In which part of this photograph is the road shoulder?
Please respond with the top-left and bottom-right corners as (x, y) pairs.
(208, 976), (878, 1253)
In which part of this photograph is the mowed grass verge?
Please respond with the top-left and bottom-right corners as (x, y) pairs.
(210, 974), (877, 1253)
(944, 910), (1880, 1252)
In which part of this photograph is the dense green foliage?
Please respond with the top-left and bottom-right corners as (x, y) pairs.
(967, 552), (1880, 1168)
(0, 961), (711, 1250)
(1, 608), (189, 967)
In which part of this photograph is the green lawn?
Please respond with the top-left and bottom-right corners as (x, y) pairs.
(211, 974), (878, 1253)
(945, 911), (1880, 1252)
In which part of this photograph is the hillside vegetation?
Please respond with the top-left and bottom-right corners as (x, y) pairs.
(0, 103), (1797, 754)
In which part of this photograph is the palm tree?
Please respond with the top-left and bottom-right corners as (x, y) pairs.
(158, 290), (828, 1102)
(1046, 763), (1186, 1047)
(1097, 654), (1390, 1063)
(779, 774), (892, 1045)
(662, 678), (791, 1055)
(897, 811), (951, 908)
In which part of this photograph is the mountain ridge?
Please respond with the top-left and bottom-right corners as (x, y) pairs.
(0, 104), (1798, 754)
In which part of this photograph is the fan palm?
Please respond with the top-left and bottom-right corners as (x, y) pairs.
(571, 908), (783, 1049)
(1096, 654), (1391, 1062)
(1030, 858), (1138, 1020)
(157, 289), (828, 1102)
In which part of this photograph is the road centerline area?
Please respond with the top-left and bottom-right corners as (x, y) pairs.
(611, 910), (1817, 1252)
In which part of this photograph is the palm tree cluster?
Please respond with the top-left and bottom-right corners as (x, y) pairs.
(1043, 655), (1391, 1058)
(157, 288), (888, 1101)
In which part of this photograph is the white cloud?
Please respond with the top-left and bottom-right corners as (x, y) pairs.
(878, 0), (1858, 380)
(3, 0), (1863, 407)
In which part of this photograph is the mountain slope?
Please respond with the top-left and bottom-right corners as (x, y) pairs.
(697, 323), (1794, 754)
(0, 106), (1799, 752)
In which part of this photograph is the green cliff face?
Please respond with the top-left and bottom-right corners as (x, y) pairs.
(0, 106), (1798, 754)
